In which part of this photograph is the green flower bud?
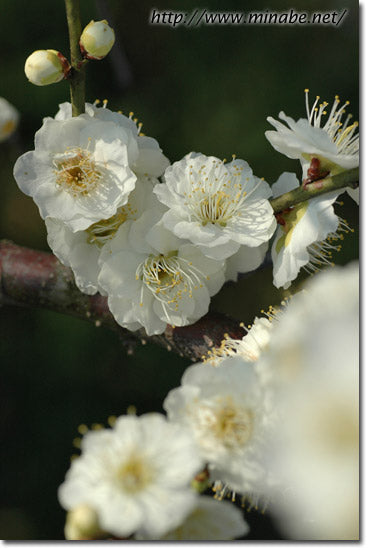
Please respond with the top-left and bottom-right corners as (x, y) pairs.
(80, 20), (115, 60)
(191, 467), (210, 493)
(24, 50), (70, 86)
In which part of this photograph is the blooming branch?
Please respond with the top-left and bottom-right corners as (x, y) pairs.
(270, 167), (359, 213)
(1, 166), (359, 359)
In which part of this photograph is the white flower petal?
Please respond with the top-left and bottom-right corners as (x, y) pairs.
(225, 242), (268, 282)
(155, 153), (276, 261)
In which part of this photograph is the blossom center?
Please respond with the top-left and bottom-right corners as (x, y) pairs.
(136, 252), (207, 310)
(116, 454), (153, 494)
(198, 397), (254, 449)
(184, 161), (249, 227)
(198, 192), (233, 226)
(54, 147), (102, 196)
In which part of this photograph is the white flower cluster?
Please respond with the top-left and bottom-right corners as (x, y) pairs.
(58, 262), (358, 540)
(257, 262), (359, 540)
(13, 91), (358, 328)
(59, 412), (249, 540)
(13, 101), (277, 335)
(266, 90), (359, 289)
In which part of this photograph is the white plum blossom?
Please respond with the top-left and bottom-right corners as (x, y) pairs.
(58, 413), (203, 539)
(153, 153), (276, 269)
(0, 97), (19, 142)
(13, 115), (138, 232)
(136, 496), (249, 541)
(164, 357), (273, 496)
(271, 172), (345, 289)
(98, 206), (225, 335)
(205, 316), (274, 366)
(46, 177), (156, 295)
(54, 101), (169, 178)
(257, 264), (359, 540)
(265, 90), (359, 203)
(266, 90), (359, 171)
(98, 204), (224, 335)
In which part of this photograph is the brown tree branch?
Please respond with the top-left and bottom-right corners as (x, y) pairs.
(0, 240), (244, 362)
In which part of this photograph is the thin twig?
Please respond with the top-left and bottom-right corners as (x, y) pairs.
(65, 0), (86, 116)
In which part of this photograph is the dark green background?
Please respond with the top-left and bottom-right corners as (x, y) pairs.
(0, 0), (359, 540)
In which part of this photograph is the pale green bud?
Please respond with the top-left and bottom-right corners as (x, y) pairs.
(64, 504), (105, 540)
(24, 50), (70, 86)
(80, 20), (115, 60)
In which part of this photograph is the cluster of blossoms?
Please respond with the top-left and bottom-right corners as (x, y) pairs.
(57, 262), (358, 540)
(13, 101), (277, 335)
(13, 90), (359, 334)
(11, 8), (359, 541)
(266, 89), (359, 288)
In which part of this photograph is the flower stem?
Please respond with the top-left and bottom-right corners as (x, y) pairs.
(270, 167), (359, 213)
(65, 0), (85, 116)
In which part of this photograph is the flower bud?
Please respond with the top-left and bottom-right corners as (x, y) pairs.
(64, 504), (105, 540)
(24, 50), (70, 86)
(0, 97), (19, 142)
(191, 467), (210, 493)
(80, 20), (115, 60)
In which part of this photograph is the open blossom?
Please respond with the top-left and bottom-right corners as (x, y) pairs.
(46, 177), (156, 295)
(265, 90), (359, 203)
(54, 101), (169, 178)
(0, 97), (19, 142)
(164, 357), (273, 496)
(98, 206), (225, 335)
(271, 172), (344, 289)
(205, 316), (274, 366)
(58, 413), (203, 539)
(14, 115), (138, 232)
(266, 90), (359, 171)
(258, 264), (359, 540)
(136, 496), (249, 540)
(153, 153), (276, 270)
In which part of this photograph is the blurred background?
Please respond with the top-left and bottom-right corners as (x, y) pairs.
(0, 0), (359, 540)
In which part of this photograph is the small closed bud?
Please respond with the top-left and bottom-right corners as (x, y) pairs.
(191, 467), (210, 493)
(64, 504), (105, 540)
(24, 50), (70, 86)
(0, 97), (20, 142)
(80, 20), (115, 60)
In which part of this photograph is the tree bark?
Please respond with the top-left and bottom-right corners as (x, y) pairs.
(0, 240), (245, 362)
